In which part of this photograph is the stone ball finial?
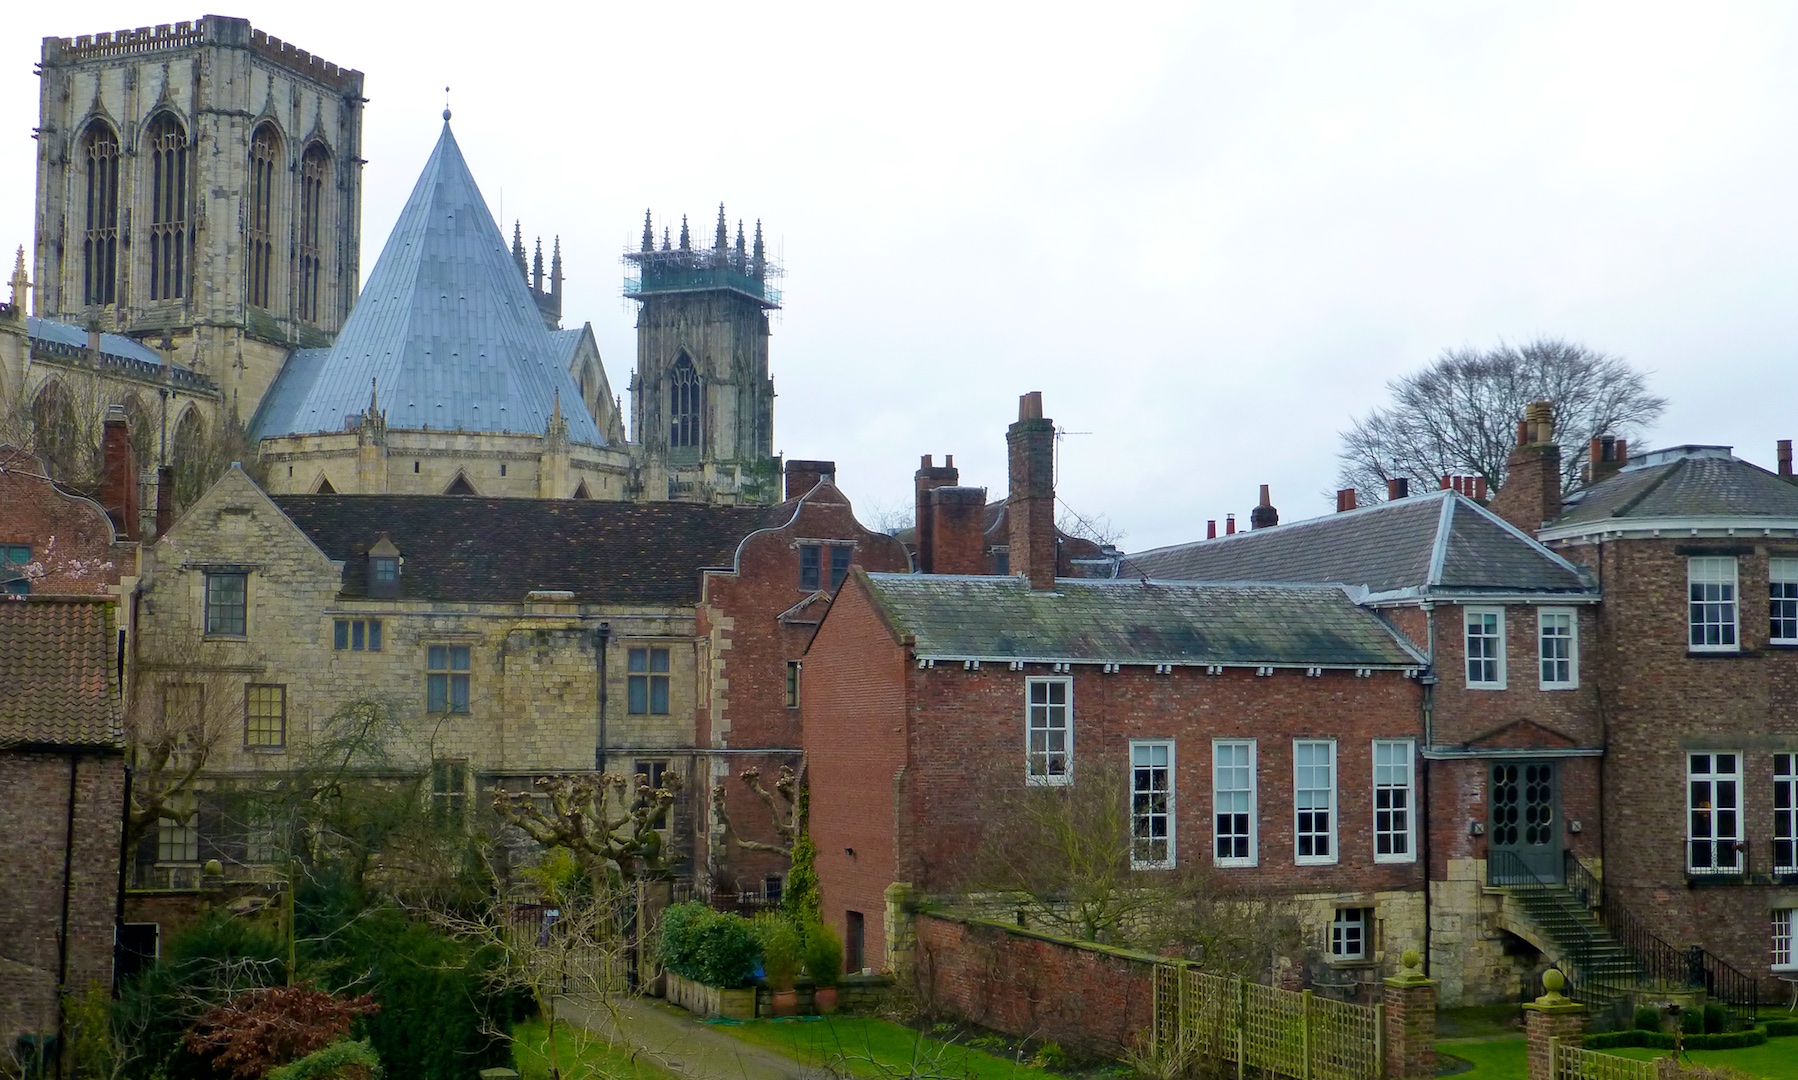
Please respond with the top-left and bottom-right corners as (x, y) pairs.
(1543, 967), (1565, 994)
(1401, 948), (1422, 971)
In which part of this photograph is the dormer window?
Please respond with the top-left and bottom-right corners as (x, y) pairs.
(369, 534), (401, 599)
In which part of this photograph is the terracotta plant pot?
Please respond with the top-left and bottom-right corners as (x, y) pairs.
(771, 988), (799, 1017)
(813, 985), (839, 1014)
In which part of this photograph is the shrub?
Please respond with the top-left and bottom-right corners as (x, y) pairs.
(659, 902), (760, 988)
(185, 983), (377, 1080)
(1680, 1008), (1705, 1036)
(1702, 1001), (1728, 1034)
(1635, 1006), (1662, 1032)
(1584, 1028), (1767, 1051)
(801, 920), (843, 987)
(658, 902), (712, 982)
(1764, 1018), (1798, 1037)
(783, 831), (821, 924)
(754, 913), (801, 990)
(265, 1040), (382, 1080)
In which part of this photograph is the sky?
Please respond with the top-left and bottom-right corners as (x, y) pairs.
(4, 3), (1795, 550)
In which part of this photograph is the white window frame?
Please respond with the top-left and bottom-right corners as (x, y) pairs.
(1130, 740), (1175, 870)
(1372, 739), (1416, 863)
(1294, 739), (1338, 865)
(1213, 739), (1257, 867)
(1330, 907), (1370, 961)
(1771, 558), (1798, 646)
(1687, 751), (1743, 874)
(1775, 754), (1798, 874)
(1776, 909), (1797, 971)
(1025, 677), (1072, 786)
(1688, 557), (1740, 652)
(1464, 607), (1507, 689)
(1537, 608), (1579, 690)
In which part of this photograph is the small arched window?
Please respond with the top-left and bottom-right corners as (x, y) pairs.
(670, 353), (701, 450)
(81, 121), (120, 305)
(247, 124), (280, 309)
(146, 113), (190, 301)
(297, 143), (330, 322)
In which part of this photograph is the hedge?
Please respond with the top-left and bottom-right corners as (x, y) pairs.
(1584, 1027), (1769, 1051)
(658, 902), (760, 988)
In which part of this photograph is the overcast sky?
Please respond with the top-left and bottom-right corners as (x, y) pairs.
(6, 3), (1795, 550)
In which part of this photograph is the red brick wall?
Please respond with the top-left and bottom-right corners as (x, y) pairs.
(915, 913), (1156, 1059)
(1558, 536), (1798, 988)
(801, 573), (911, 967)
(0, 751), (125, 1048)
(0, 445), (129, 593)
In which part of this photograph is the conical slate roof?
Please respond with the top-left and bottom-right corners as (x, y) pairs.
(254, 119), (603, 444)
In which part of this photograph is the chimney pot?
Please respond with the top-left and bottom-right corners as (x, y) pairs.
(1018, 391), (1043, 421)
(1225, 514), (1237, 535)
(1474, 476), (1488, 501)
(1207, 519), (1217, 539)
(1386, 477), (1409, 501)
(1615, 439), (1627, 465)
(913, 453), (963, 573)
(1250, 485), (1279, 529)
(1589, 437), (1605, 464)
(1258, 484), (1271, 507)
(1441, 475), (1453, 491)
(945, 454), (953, 467)
(1779, 439), (1794, 478)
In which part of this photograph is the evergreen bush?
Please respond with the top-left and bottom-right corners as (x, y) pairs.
(801, 919), (843, 987)
(1635, 1006), (1662, 1032)
(753, 913), (801, 990)
(1702, 1001), (1729, 1034)
(658, 902), (760, 988)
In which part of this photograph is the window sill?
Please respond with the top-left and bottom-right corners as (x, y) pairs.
(1686, 871), (1747, 886)
(1687, 649), (1751, 658)
(1373, 855), (1418, 865)
(1539, 684), (1579, 692)
(1326, 957), (1378, 970)
(1465, 684), (1508, 691)
(1214, 860), (1259, 870)
(1769, 642), (1798, 650)
(245, 745), (286, 754)
(202, 635), (248, 642)
(1296, 857), (1340, 867)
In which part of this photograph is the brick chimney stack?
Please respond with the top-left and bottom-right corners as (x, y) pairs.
(1336, 489), (1357, 513)
(1488, 400), (1564, 534)
(930, 486), (990, 575)
(1386, 478), (1410, 501)
(1007, 391), (1057, 590)
(913, 454), (962, 573)
(1583, 436), (1626, 485)
(785, 459), (836, 501)
(100, 405), (138, 540)
(1250, 484), (1279, 529)
(1778, 439), (1793, 482)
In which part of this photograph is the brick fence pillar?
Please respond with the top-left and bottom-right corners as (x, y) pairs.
(1383, 948), (1437, 1080)
(1522, 969), (1586, 1080)
(884, 881), (917, 978)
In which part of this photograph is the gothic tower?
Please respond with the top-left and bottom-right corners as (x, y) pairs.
(625, 206), (778, 499)
(33, 17), (363, 421)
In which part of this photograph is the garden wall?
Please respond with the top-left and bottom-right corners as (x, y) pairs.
(914, 912), (1157, 1059)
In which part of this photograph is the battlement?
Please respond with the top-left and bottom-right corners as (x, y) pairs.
(45, 17), (363, 94)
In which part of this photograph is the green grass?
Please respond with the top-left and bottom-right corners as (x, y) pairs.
(1436, 1036), (1526, 1080)
(512, 1018), (682, 1080)
(1603, 1034), (1798, 1079)
(714, 1015), (1062, 1080)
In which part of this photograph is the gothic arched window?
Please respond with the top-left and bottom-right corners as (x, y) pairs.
(247, 124), (280, 309)
(297, 143), (330, 323)
(170, 406), (210, 511)
(670, 353), (701, 450)
(31, 380), (84, 483)
(147, 113), (190, 301)
(81, 121), (120, 306)
(121, 394), (157, 472)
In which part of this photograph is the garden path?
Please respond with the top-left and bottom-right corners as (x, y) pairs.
(559, 994), (811, 1080)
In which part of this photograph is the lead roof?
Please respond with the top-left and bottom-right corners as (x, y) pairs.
(252, 121), (603, 444)
(857, 573), (1425, 668)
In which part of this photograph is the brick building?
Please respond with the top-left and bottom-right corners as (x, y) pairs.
(127, 458), (901, 922)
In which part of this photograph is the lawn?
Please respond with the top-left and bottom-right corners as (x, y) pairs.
(713, 1015), (1065, 1080)
(1604, 1034), (1798, 1080)
(512, 1018), (682, 1080)
(1436, 1036), (1526, 1080)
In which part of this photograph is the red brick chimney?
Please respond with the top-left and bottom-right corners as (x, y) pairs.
(100, 405), (138, 540)
(1250, 484), (1279, 529)
(1007, 392), (1056, 590)
(1225, 513), (1237, 535)
(1583, 436), (1625, 485)
(1336, 489), (1357, 513)
(1778, 439), (1793, 482)
(785, 459), (836, 501)
(1488, 400), (1564, 533)
(929, 486), (989, 575)
(1207, 519), (1217, 539)
(913, 454), (961, 573)
(1386, 478), (1410, 501)
(154, 465), (174, 538)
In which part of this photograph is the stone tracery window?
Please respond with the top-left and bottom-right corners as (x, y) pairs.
(81, 121), (120, 306)
(147, 113), (190, 301)
(298, 143), (329, 322)
(670, 353), (701, 450)
(247, 124), (280, 309)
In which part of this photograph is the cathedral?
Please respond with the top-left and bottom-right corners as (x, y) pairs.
(0, 15), (783, 517)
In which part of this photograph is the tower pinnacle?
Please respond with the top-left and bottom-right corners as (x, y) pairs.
(641, 209), (654, 253)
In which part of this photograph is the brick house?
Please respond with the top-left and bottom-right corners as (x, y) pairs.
(805, 394), (1438, 987)
(1122, 477), (1604, 1004)
(0, 596), (127, 1060)
(128, 458), (901, 919)
(1517, 431), (1798, 998)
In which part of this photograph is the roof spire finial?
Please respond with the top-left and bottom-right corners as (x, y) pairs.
(511, 221), (527, 279)
(641, 209), (654, 253)
(9, 245), (29, 312)
(679, 215), (690, 250)
(715, 203), (728, 250)
(735, 220), (747, 271)
(753, 219), (766, 281)
(369, 376), (378, 414)
(532, 237), (544, 291)
(662, 226), (671, 252)
(442, 85), (451, 123)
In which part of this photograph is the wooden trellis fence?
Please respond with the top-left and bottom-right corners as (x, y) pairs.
(1548, 1038), (1656, 1080)
(1152, 963), (1384, 1080)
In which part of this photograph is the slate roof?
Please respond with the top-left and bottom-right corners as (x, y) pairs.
(253, 120), (603, 444)
(273, 494), (792, 606)
(1553, 446), (1798, 529)
(857, 573), (1425, 668)
(0, 596), (123, 749)
(27, 315), (173, 367)
(1119, 490), (1590, 598)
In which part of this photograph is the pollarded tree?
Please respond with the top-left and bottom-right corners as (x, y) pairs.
(491, 770), (682, 888)
(1337, 338), (1665, 501)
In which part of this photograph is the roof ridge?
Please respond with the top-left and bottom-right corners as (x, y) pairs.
(1124, 489), (1451, 560)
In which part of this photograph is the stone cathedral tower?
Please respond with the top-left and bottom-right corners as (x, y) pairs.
(33, 17), (363, 421)
(625, 206), (779, 501)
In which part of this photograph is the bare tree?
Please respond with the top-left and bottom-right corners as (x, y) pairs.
(709, 764), (801, 856)
(492, 771), (681, 888)
(123, 652), (243, 856)
(1337, 338), (1666, 501)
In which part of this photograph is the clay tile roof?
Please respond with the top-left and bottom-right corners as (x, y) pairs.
(858, 574), (1426, 668)
(272, 494), (793, 605)
(0, 596), (123, 748)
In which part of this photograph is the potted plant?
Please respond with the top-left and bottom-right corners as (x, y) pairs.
(802, 920), (844, 1013)
(754, 913), (802, 1016)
